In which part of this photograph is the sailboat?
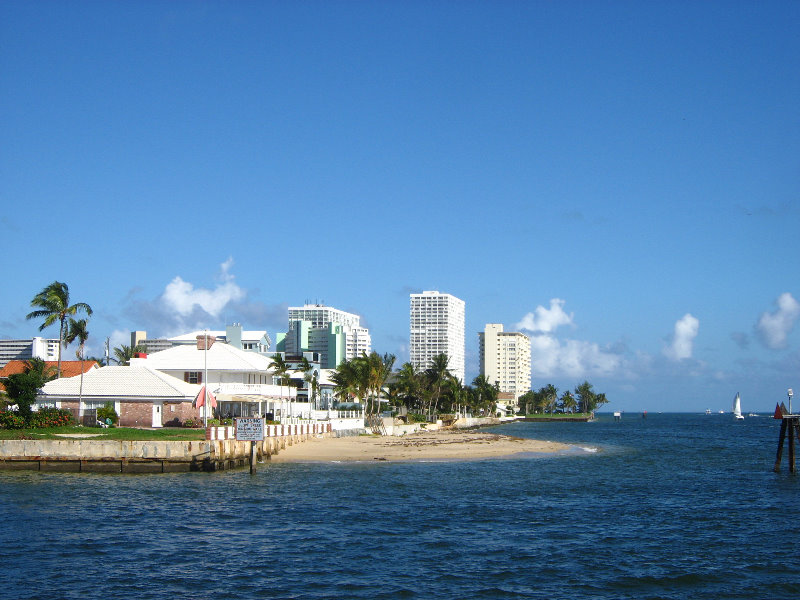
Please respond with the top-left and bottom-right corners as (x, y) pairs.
(733, 392), (744, 420)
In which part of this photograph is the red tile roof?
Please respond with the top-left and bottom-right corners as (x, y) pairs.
(0, 360), (98, 391)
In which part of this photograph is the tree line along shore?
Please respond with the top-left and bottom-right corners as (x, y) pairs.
(2, 280), (609, 435)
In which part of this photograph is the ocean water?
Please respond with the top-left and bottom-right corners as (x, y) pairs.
(2, 413), (799, 600)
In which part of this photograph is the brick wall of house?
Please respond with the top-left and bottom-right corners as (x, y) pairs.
(119, 402), (153, 428)
(117, 401), (199, 427)
(162, 401), (200, 427)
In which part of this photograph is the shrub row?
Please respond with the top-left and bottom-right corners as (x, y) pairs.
(0, 408), (74, 430)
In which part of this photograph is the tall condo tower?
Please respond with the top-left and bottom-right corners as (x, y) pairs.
(478, 323), (531, 400)
(409, 291), (465, 381)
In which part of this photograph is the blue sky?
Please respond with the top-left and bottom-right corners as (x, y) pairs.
(1, 1), (798, 412)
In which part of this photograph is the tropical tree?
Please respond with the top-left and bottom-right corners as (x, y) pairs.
(425, 353), (451, 417)
(112, 344), (146, 366)
(26, 281), (92, 378)
(3, 359), (57, 420)
(392, 362), (423, 412)
(365, 351), (395, 417)
(471, 374), (499, 416)
(543, 384), (559, 414)
(443, 376), (465, 416)
(330, 359), (361, 406)
(574, 381), (595, 414)
(560, 390), (577, 414)
(65, 318), (89, 417)
(268, 354), (292, 418)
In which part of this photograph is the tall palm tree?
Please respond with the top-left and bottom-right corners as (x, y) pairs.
(26, 281), (92, 378)
(472, 374), (499, 416)
(394, 362), (421, 411)
(574, 381), (595, 414)
(543, 384), (559, 414)
(561, 390), (577, 414)
(297, 356), (314, 406)
(425, 353), (451, 418)
(365, 352), (395, 417)
(268, 354), (291, 419)
(65, 318), (89, 419)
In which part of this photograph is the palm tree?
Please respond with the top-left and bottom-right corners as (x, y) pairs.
(112, 344), (146, 366)
(22, 358), (58, 383)
(425, 353), (451, 418)
(543, 384), (559, 414)
(561, 390), (577, 414)
(268, 354), (292, 420)
(297, 356), (321, 410)
(365, 352), (395, 417)
(26, 281), (92, 378)
(444, 376), (464, 417)
(65, 318), (89, 419)
(574, 381), (595, 414)
(394, 362), (422, 412)
(471, 374), (499, 416)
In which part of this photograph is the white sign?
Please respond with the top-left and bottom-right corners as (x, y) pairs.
(235, 417), (265, 441)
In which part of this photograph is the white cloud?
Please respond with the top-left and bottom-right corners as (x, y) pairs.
(756, 292), (800, 349)
(162, 258), (245, 318)
(664, 313), (699, 361)
(516, 298), (574, 333)
(529, 334), (624, 378)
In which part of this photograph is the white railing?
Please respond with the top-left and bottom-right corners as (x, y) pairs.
(311, 409), (365, 421)
(215, 383), (296, 398)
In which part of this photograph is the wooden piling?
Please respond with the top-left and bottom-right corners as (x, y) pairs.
(774, 403), (800, 473)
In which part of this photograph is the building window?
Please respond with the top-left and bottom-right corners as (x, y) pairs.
(184, 371), (203, 384)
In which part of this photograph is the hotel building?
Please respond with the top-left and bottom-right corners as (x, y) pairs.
(478, 323), (531, 400)
(0, 337), (60, 368)
(409, 291), (465, 381)
(276, 304), (371, 369)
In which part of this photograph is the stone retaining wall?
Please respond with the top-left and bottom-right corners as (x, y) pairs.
(0, 424), (332, 473)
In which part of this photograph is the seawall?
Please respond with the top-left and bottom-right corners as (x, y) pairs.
(0, 423), (331, 473)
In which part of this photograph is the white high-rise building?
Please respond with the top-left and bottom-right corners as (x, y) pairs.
(478, 323), (531, 400)
(287, 304), (371, 362)
(409, 291), (465, 381)
(0, 337), (60, 368)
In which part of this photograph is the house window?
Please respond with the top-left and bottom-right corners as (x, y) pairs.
(184, 371), (202, 384)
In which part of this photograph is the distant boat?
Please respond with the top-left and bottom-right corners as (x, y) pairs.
(733, 392), (744, 420)
(705, 408), (711, 415)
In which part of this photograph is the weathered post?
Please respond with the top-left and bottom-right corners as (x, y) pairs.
(235, 417), (265, 475)
(774, 418), (787, 473)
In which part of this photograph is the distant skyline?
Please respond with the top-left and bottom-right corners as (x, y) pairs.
(1, 1), (798, 412)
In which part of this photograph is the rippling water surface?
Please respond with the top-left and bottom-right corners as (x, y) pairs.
(2, 413), (799, 599)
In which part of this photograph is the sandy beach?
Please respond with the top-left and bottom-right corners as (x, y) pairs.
(269, 428), (571, 463)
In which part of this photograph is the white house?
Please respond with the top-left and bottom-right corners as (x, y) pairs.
(130, 336), (300, 421)
(37, 366), (200, 428)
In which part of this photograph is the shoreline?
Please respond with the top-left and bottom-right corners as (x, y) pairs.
(268, 428), (573, 463)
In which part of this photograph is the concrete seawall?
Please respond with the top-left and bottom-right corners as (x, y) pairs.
(0, 428), (330, 473)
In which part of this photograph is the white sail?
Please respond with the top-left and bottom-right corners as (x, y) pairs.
(733, 392), (743, 419)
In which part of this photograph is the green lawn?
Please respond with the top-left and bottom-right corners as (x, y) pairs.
(0, 426), (207, 441)
(523, 413), (594, 420)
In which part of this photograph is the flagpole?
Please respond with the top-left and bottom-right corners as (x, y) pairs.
(203, 329), (208, 427)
